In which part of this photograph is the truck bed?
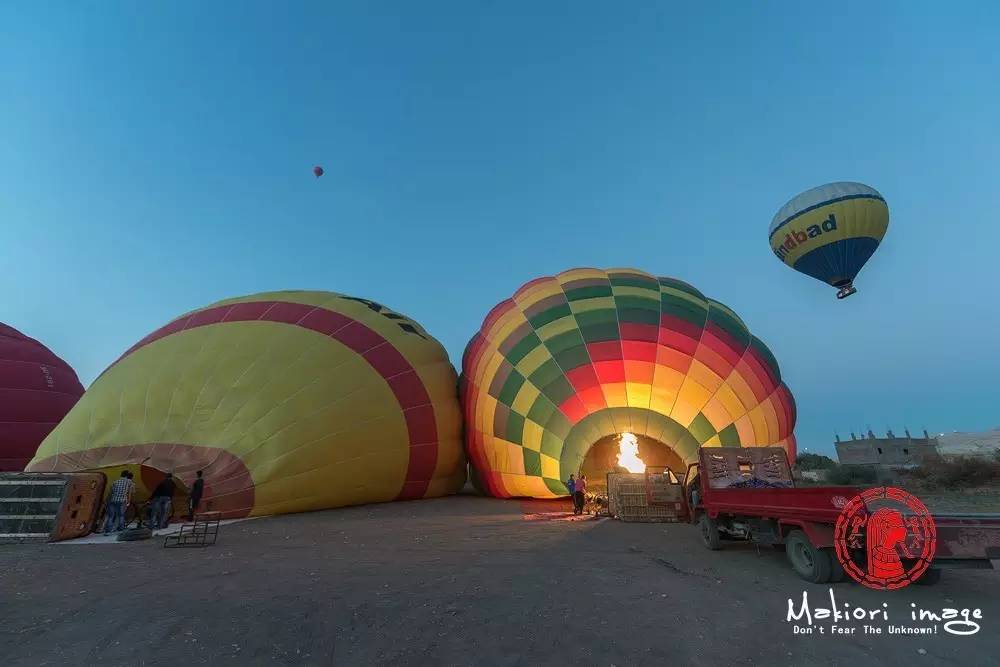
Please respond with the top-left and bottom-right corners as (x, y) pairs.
(931, 513), (1000, 562)
(703, 486), (858, 524)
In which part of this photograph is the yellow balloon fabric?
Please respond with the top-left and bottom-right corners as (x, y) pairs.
(28, 291), (466, 517)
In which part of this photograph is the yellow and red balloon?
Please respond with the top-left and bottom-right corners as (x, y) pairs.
(28, 291), (466, 517)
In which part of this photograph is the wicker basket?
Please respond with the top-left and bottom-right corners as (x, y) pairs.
(607, 473), (685, 522)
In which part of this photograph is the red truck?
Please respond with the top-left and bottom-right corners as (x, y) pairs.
(683, 447), (1000, 585)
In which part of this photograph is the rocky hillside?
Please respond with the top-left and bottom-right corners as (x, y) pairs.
(938, 429), (1000, 458)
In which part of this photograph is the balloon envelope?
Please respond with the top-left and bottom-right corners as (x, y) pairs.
(0, 324), (84, 471)
(28, 291), (466, 517)
(313, 166), (324, 178)
(769, 182), (888, 295)
(460, 268), (797, 499)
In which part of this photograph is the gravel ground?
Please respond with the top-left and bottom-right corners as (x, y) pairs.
(1, 495), (998, 666)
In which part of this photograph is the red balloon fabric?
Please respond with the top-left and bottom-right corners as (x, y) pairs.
(313, 166), (324, 178)
(0, 324), (84, 471)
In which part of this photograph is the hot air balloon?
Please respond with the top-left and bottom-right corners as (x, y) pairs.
(460, 268), (796, 499)
(27, 291), (466, 517)
(769, 182), (889, 299)
(0, 324), (85, 471)
(313, 166), (324, 178)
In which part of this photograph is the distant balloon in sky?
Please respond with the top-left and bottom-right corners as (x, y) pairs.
(313, 166), (324, 178)
(769, 182), (889, 300)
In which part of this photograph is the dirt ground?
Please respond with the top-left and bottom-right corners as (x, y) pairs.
(1, 495), (998, 666)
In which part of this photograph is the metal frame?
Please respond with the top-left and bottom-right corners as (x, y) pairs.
(163, 511), (221, 548)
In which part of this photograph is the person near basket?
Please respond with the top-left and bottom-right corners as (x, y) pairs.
(565, 474), (576, 511)
(121, 471), (140, 526)
(148, 472), (176, 530)
(99, 471), (134, 533)
(574, 474), (587, 515)
(187, 470), (205, 520)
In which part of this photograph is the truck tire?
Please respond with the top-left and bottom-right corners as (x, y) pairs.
(699, 513), (721, 550)
(785, 530), (832, 583)
(914, 568), (942, 586)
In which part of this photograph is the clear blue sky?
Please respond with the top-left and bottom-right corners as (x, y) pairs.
(3, 2), (998, 456)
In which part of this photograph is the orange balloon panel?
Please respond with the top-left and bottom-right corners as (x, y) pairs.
(28, 291), (465, 517)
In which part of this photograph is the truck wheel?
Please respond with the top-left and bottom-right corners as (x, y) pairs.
(785, 530), (832, 583)
(699, 514), (721, 550)
(914, 568), (942, 586)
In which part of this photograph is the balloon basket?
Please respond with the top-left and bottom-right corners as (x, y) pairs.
(836, 285), (857, 300)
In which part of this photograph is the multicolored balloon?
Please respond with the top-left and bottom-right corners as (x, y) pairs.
(28, 291), (466, 517)
(769, 182), (889, 299)
(0, 324), (84, 471)
(460, 268), (796, 499)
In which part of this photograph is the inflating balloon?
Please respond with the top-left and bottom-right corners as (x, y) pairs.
(0, 324), (84, 471)
(769, 182), (889, 299)
(313, 166), (324, 178)
(28, 291), (466, 517)
(461, 268), (796, 499)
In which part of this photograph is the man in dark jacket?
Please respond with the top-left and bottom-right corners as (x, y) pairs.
(149, 473), (176, 530)
(187, 470), (205, 520)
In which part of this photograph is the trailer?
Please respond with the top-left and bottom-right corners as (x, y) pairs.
(683, 447), (1000, 585)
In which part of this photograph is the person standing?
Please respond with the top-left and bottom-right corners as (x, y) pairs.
(574, 474), (587, 515)
(122, 471), (138, 527)
(187, 470), (205, 520)
(149, 472), (176, 530)
(565, 474), (576, 512)
(99, 471), (134, 533)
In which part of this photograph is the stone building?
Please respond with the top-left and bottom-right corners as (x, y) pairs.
(834, 428), (942, 468)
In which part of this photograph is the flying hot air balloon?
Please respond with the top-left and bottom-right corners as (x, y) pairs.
(769, 182), (889, 299)
(313, 166), (324, 178)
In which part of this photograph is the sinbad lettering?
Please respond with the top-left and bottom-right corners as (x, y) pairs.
(773, 213), (838, 260)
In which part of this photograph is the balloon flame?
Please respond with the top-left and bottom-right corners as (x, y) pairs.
(617, 433), (646, 473)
